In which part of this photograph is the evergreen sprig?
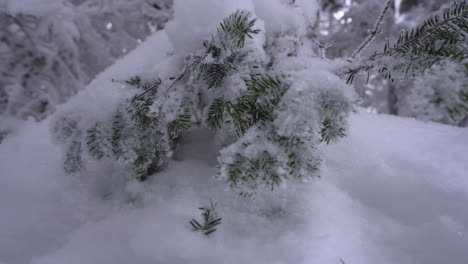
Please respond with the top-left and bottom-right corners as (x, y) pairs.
(221, 132), (321, 197)
(196, 34), (248, 89)
(86, 122), (107, 160)
(56, 117), (84, 174)
(219, 10), (261, 48)
(167, 107), (192, 138)
(230, 74), (283, 135)
(204, 63), (229, 88)
(207, 74), (283, 135)
(189, 10), (259, 90)
(226, 151), (281, 193)
(62, 77), (175, 181)
(320, 118), (346, 144)
(207, 98), (226, 129)
(189, 204), (222, 236)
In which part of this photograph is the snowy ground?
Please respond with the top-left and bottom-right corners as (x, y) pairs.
(1, 111), (467, 264)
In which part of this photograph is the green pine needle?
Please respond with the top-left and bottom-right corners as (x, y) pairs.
(190, 205), (222, 236)
(219, 10), (261, 48)
(347, 1), (468, 83)
(167, 107), (191, 138)
(207, 98), (226, 129)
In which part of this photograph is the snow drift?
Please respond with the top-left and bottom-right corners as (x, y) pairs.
(2, 109), (467, 264)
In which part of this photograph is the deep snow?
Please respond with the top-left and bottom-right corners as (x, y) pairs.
(1, 111), (467, 264)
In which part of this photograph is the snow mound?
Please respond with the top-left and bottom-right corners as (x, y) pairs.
(323, 112), (468, 264)
(1, 110), (467, 264)
(4, 0), (67, 16)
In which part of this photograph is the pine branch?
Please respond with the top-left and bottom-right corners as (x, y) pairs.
(224, 149), (282, 195)
(382, 0), (467, 60)
(167, 107), (191, 137)
(245, 74), (282, 95)
(206, 74), (283, 135)
(205, 63), (229, 88)
(320, 118), (346, 144)
(346, 0), (468, 83)
(231, 74), (282, 135)
(196, 31), (248, 89)
(86, 122), (107, 159)
(207, 98), (225, 129)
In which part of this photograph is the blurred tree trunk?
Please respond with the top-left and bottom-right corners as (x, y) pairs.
(387, 84), (399, 115)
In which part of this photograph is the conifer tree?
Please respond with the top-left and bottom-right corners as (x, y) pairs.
(401, 59), (468, 126)
(52, 9), (354, 196)
(0, 0), (172, 135)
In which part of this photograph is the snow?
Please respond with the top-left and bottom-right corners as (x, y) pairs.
(166, 0), (255, 53)
(4, 0), (68, 16)
(323, 112), (468, 264)
(51, 31), (173, 129)
(0, 121), (97, 264)
(253, 0), (318, 36)
(1, 109), (467, 264)
(165, 0), (318, 53)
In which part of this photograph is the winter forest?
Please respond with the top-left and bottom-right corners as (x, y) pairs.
(0, 0), (467, 263)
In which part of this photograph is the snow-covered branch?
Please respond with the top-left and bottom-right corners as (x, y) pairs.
(313, 40), (332, 60)
(350, 0), (393, 59)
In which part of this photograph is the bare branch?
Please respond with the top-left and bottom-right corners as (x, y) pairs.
(350, 0), (393, 59)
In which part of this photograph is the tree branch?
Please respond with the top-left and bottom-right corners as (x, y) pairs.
(313, 40), (332, 60)
(350, 0), (393, 59)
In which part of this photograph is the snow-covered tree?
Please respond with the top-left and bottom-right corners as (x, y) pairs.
(72, 0), (172, 65)
(52, 2), (355, 196)
(49, 0), (468, 198)
(400, 59), (468, 126)
(0, 0), (172, 137)
(0, 1), (85, 121)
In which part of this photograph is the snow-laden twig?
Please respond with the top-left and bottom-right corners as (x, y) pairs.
(350, 0), (393, 59)
(313, 40), (332, 60)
